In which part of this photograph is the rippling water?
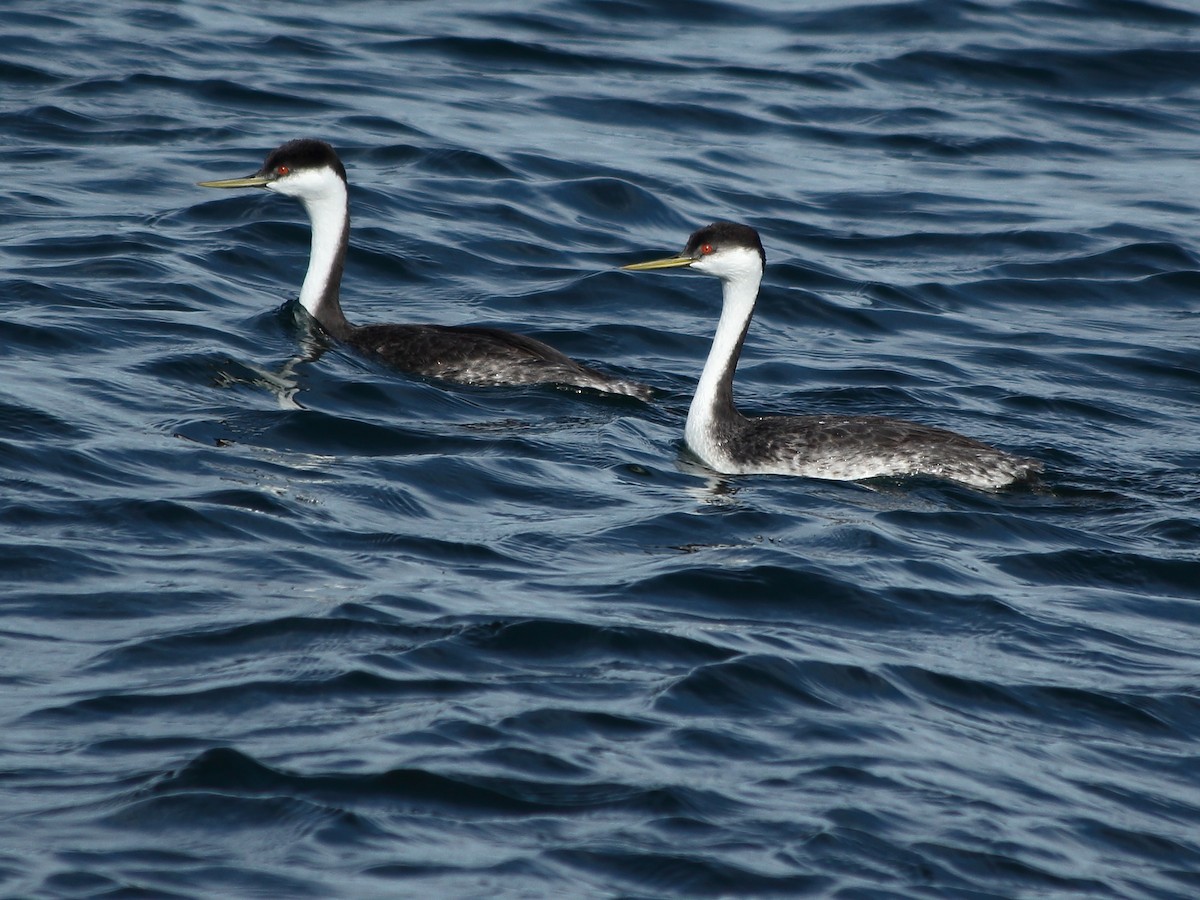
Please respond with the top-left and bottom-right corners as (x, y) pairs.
(3, 0), (1200, 896)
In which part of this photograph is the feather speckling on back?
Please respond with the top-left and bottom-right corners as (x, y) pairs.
(348, 323), (653, 399)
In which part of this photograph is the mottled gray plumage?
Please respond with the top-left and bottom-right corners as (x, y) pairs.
(347, 322), (646, 393)
(714, 413), (1039, 487)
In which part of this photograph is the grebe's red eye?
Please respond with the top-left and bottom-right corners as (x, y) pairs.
(276, 165), (290, 175)
(700, 243), (714, 255)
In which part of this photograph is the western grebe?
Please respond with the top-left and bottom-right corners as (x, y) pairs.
(198, 139), (652, 400)
(622, 222), (1041, 489)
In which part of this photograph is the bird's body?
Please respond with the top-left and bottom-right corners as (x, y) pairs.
(346, 321), (627, 389)
(199, 139), (651, 400)
(690, 411), (1037, 488)
(623, 222), (1040, 490)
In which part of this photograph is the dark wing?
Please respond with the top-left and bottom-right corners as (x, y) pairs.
(740, 414), (1041, 487)
(346, 323), (652, 398)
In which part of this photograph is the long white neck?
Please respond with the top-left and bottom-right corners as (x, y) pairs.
(684, 267), (761, 468)
(293, 175), (352, 339)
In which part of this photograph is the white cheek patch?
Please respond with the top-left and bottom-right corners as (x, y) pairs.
(268, 167), (335, 199)
(695, 246), (764, 280)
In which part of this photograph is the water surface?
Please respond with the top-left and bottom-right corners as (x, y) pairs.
(3, 0), (1200, 896)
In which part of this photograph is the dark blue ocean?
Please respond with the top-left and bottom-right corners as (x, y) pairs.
(4, 0), (1200, 896)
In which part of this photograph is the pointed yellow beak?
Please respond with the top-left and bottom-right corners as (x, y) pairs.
(621, 255), (695, 271)
(197, 174), (273, 189)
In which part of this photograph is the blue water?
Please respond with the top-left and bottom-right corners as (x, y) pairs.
(3, 0), (1200, 896)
